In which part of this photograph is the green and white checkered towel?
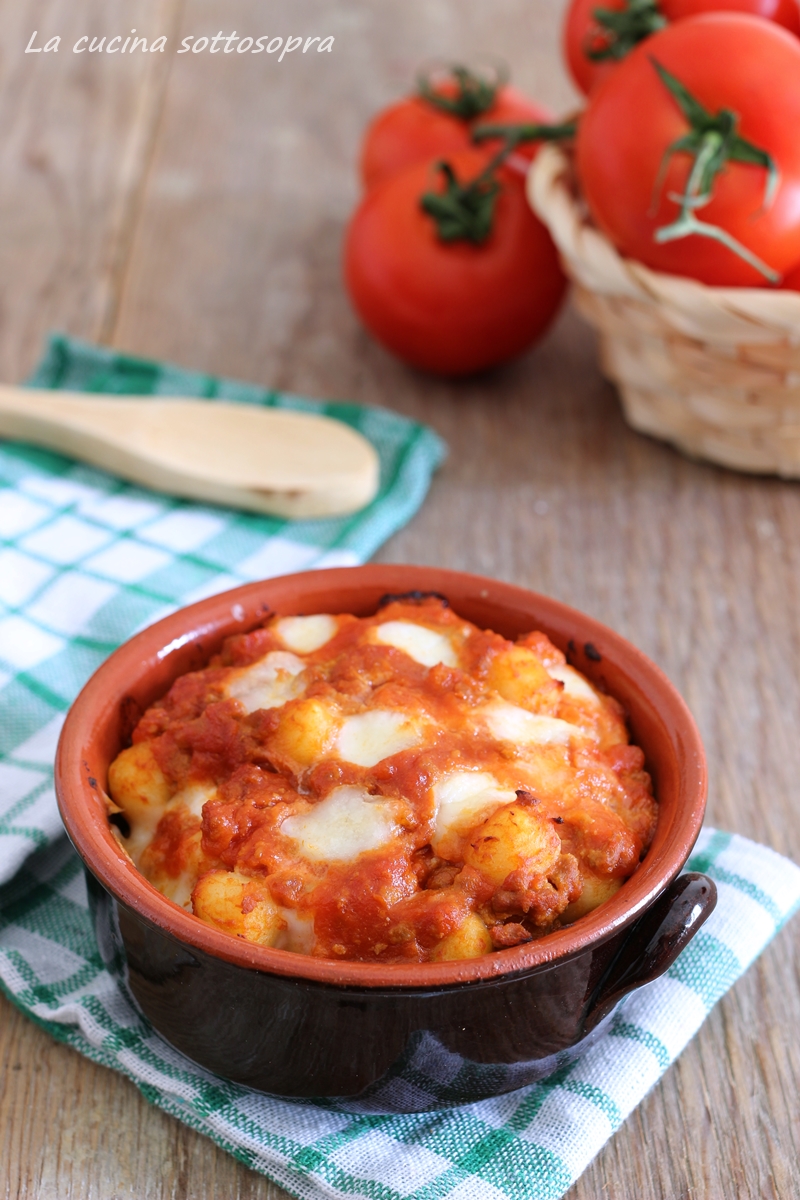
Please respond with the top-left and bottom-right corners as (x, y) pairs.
(1, 337), (799, 1199)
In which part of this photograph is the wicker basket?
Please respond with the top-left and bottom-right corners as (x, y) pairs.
(528, 144), (800, 477)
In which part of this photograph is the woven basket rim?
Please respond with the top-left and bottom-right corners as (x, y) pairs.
(527, 144), (800, 344)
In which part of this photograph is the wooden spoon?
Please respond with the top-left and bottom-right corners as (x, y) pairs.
(0, 386), (380, 518)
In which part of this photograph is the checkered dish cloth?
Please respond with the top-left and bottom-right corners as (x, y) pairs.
(1, 338), (799, 1198)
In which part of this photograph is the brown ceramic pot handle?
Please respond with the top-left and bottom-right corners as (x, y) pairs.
(584, 872), (717, 1034)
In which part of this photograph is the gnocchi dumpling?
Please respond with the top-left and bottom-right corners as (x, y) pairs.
(486, 645), (556, 710)
(191, 870), (286, 945)
(463, 802), (561, 888)
(430, 913), (493, 961)
(107, 742), (170, 860)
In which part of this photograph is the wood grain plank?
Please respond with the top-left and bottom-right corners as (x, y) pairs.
(0, 992), (288, 1199)
(109, 0), (577, 368)
(2, 0), (799, 1197)
(0, 0), (182, 382)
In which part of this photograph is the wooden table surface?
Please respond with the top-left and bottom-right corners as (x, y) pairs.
(1, 1), (799, 1196)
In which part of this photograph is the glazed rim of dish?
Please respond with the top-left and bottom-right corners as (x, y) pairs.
(56, 565), (708, 989)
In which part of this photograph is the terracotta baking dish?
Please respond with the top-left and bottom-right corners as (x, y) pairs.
(55, 565), (715, 1112)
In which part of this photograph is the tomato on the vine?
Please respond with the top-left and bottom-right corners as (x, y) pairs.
(359, 67), (553, 191)
(575, 14), (800, 286)
(564, 0), (800, 95)
(344, 149), (567, 376)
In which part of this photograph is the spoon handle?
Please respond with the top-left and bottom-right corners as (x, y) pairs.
(0, 384), (82, 439)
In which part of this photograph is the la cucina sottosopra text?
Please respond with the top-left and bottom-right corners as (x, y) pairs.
(25, 30), (335, 59)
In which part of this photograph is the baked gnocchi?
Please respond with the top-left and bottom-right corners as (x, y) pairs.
(107, 594), (657, 962)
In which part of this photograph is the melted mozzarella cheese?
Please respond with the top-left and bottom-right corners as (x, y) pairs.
(280, 785), (399, 861)
(276, 907), (316, 954)
(548, 663), (600, 703)
(169, 781), (217, 819)
(225, 651), (305, 714)
(481, 701), (578, 746)
(432, 770), (517, 849)
(373, 620), (458, 668)
(334, 709), (422, 767)
(160, 866), (200, 910)
(274, 614), (337, 654)
(125, 805), (164, 865)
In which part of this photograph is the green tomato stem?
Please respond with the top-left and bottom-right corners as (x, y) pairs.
(472, 120), (578, 148)
(586, 0), (667, 63)
(421, 117), (578, 245)
(650, 61), (781, 282)
(420, 161), (502, 244)
(417, 63), (508, 121)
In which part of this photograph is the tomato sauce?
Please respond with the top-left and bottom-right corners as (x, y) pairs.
(108, 596), (657, 962)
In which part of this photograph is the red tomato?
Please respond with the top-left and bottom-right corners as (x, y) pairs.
(564, 0), (800, 95)
(575, 15), (800, 286)
(780, 261), (800, 289)
(664, 0), (800, 24)
(344, 149), (567, 376)
(360, 83), (553, 192)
